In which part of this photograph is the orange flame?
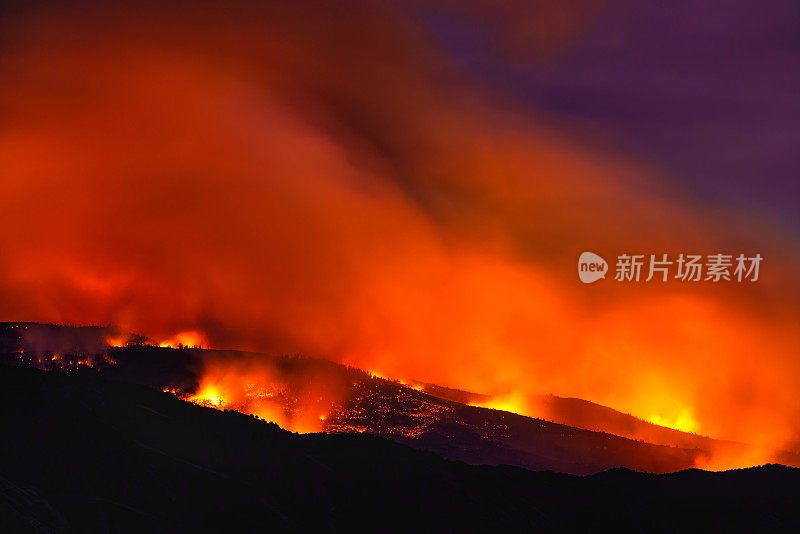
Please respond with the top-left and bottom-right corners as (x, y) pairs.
(178, 355), (344, 434)
(158, 331), (208, 349)
(0, 0), (797, 469)
(105, 336), (126, 348)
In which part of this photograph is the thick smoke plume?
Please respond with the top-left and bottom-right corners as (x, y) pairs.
(0, 1), (798, 458)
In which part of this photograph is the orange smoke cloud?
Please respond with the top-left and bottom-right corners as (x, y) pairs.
(0, 0), (798, 460)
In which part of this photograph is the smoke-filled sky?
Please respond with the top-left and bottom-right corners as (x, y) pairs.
(1, 0), (798, 447)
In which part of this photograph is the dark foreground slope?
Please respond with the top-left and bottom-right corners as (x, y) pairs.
(5, 323), (791, 475)
(2, 364), (800, 533)
(0, 322), (751, 475)
(1, 342), (710, 474)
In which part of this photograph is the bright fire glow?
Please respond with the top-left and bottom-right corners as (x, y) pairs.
(470, 392), (530, 416)
(175, 356), (343, 434)
(105, 336), (126, 348)
(188, 384), (225, 407)
(159, 331), (207, 349)
(0, 1), (797, 471)
(647, 409), (699, 434)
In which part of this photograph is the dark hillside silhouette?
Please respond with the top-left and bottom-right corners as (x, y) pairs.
(2, 322), (797, 475)
(1, 363), (800, 532)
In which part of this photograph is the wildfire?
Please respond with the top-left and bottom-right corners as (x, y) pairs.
(694, 444), (777, 471)
(397, 378), (425, 392)
(470, 390), (706, 437)
(0, 0), (796, 471)
(648, 409), (699, 434)
(105, 336), (126, 348)
(158, 331), (207, 349)
(188, 383), (226, 407)
(469, 392), (532, 417)
(176, 355), (343, 434)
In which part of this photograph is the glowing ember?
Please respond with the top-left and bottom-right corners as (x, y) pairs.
(188, 384), (225, 407)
